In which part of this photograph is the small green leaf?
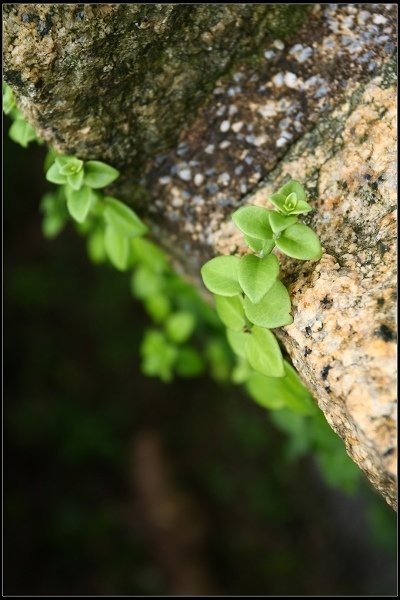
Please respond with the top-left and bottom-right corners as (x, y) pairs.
(141, 330), (178, 383)
(246, 371), (286, 410)
(226, 329), (249, 359)
(231, 360), (252, 384)
(130, 265), (163, 299)
(215, 294), (246, 331)
(46, 162), (68, 185)
(104, 225), (130, 270)
(243, 280), (293, 328)
(244, 235), (275, 255)
(44, 148), (57, 172)
(283, 192), (298, 214)
(201, 256), (241, 297)
(271, 180), (312, 214)
(278, 179), (306, 203)
(65, 185), (94, 223)
(9, 118), (37, 148)
(84, 160), (120, 188)
(250, 360), (316, 416)
(104, 197), (148, 238)
(232, 205), (273, 240)
(40, 190), (68, 239)
(175, 347), (204, 377)
(268, 193), (287, 214)
(205, 340), (231, 382)
(268, 212), (298, 233)
(290, 199), (313, 215)
(67, 169), (84, 191)
(42, 213), (66, 239)
(270, 409), (312, 461)
(56, 155), (83, 175)
(87, 227), (106, 264)
(3, 83), (16, 114)
(144, 294), (171, 323)
(275, 223), (322, 260)
(165, 311), (195, 344)
(131, 237), (168, 273)
(238, 253), (279, 304)
(278, 361), (316, 415)
(244, 326), (284, 377)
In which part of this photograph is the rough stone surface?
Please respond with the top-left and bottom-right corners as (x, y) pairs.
(3, 3), (397, 507)
(3, 3), (309, 177)
(143, 4), (397, 277)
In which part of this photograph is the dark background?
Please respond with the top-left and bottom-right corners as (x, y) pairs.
(4, 123), (397, 596)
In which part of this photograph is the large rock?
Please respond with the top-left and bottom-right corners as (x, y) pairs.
(3, 3), (309, 177)
(3, 3), (397, 507)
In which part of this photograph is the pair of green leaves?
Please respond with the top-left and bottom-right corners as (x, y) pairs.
(246, 360), (316, 414)
(9, 116), (38, 148)
(46, 155), (120, 191)
(103, 197), (148, 271)
(141, 311), (202, 382)
(201, 255), (292, 329)
(232, 204), (321, 261)
(46, 155), (121, 224)
(201, 254), (279, 303)
(72, 200), (149, 275)
(269, 180), (313, 216)
(224, 326), (284, 378)
(3, 83), (38, 148)
(40, 188), (69, 239)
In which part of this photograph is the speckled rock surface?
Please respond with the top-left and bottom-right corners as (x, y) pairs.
(3, 3), (309, 177)
(143, 4), (397, 277)
(4, 3), (397, 506)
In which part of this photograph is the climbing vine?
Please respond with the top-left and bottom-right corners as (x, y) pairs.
(3, 82), (361, 492)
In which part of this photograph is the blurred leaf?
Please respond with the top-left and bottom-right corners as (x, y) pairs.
(165, 311), (195, 344)
(246, 371), (286, 410)
(215, 294), (246, 331)
(175, 347), (205, 377)
(104, 197), (148, 238)
(84, 160), (120, 188)
(226, 329), (249, 359)
(9, 118), (37, 148)
(65, 184), (95, 223)
(144, 294), (171, 323)
(87, 227), (107, 264)
(131, 237), (168, 273)
(130, 265), (163, 299)
(245, 326), (284, 378)
(104, 225), (130, 271)
(141, 330), (178, 382)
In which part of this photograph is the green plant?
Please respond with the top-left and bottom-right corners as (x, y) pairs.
(3, 82), (362, 493)
(3, 82), (39, 147)
(201, 179), (321, 413)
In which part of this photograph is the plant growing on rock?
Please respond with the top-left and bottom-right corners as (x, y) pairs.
(201, 179), (322, 414)
(4, 82), (362, 491)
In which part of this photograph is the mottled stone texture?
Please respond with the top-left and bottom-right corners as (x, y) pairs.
(3, 3), (309, 177)
(3, 3), (397, 507)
